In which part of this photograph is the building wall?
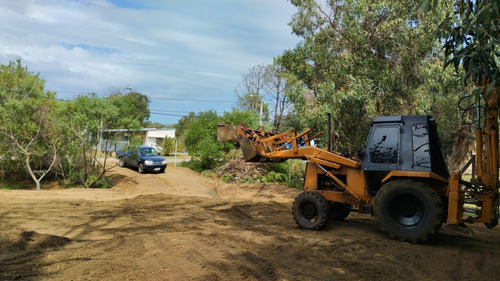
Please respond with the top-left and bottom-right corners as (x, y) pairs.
(144, 129), (176, 149)
(102, 128), (176, 152)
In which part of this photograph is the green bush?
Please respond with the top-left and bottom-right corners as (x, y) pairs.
(160, 137), (176, 156)
(262, 171), (287, 183)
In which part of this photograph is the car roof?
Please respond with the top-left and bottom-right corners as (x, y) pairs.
(138, 145), (155, 149)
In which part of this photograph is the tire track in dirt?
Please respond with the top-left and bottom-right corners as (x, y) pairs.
(1, 165), (500, 280)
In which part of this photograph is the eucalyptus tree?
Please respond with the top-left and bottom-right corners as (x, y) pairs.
(436, 0), (499, 170)
(278, 0), (462, 153)
(438, 0), (499, 94)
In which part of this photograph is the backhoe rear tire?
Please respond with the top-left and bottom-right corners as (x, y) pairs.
(374, 179), (443, 243)
(292, 191), (329, 230)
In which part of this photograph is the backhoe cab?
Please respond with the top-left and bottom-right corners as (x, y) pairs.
(218, 112), (499, 243)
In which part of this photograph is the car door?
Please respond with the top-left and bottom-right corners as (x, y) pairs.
(125, 148), (139, 167)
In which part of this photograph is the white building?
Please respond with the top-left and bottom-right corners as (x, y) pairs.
(102, 128), (176, 152)
(142, 128), (176, 148)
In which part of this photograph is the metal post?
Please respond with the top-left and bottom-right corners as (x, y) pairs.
(174, 140), (178, 168)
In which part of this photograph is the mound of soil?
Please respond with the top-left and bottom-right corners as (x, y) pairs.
(216, 158), (269, 179)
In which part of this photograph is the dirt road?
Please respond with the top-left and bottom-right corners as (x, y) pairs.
(1, 162), (500, 280)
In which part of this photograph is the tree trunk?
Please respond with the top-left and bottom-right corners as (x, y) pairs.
(449, 123), (474, 173)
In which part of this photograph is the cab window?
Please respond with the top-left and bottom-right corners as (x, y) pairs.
(368, 126), (400, 165)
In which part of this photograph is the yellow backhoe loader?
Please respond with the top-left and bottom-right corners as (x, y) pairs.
(218, 90), (498, 243)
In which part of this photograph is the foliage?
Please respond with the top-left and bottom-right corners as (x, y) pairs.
(159, 137), (176, 155)
(270, 160), (306, 188)
(55, 93), (145, 188)
(174, 112), (196, 139)
(438, 0), (499, 96)
(109, 91), (151, 127)
(277, 0), (463, 154)
(421, 0), (498, 169)
(262, 171), (288, 183)
(180, 109), (258, 172)
(0, 58), (61, 190)
(143, 120), (169, 128)
(216, 157), (305, 188)
(0, 58), (151, 190)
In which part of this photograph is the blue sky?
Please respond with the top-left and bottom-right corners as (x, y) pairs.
(0, 0), (300, 125)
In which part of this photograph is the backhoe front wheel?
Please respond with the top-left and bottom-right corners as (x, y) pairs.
(374, 179), (444, 243)
(292, 191), (329, 230)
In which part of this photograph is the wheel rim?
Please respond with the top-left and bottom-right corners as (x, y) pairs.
(139, 164), (143, 173)
(301, 202), (318, 221)
(389, 194), (424, 227)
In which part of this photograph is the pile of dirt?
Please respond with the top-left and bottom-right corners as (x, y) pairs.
(215, 158), (270, 180)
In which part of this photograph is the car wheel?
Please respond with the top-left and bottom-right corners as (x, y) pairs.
(138, 163), (145, 174)
(118, 157), (126, 167)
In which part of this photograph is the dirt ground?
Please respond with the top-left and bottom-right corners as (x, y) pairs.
(1, 161), (500, 281)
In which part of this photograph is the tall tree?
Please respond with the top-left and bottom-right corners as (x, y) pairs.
(0, 59), (60, 190)
(434, 0), (499, 170)
(109, 91), (151, 127)
(235, 64), (269, 125)
(236, 63), (293, 131)
(265, 63), (293, 132)
(278, 0), (461, 152)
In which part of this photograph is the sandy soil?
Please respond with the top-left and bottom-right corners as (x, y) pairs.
(1, 162), (500, 281)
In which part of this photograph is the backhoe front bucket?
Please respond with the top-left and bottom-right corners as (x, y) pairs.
(217, 122), (275, 162)
(217, 122), (238, 143)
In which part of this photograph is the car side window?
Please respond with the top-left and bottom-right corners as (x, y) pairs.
(140, 148), (158, 156)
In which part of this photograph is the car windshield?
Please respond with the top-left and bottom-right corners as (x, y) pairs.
(139, 147), (158, 156)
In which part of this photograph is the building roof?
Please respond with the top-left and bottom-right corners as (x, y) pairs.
(104, 128), (175, 133)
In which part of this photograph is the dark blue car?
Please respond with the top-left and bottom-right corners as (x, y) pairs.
(117, 145), (167, 173)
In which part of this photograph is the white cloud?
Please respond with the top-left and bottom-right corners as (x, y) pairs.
(0, 0), (300, 124)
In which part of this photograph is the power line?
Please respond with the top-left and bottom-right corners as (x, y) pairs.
(54, 90), (89, 94)
(49, 89), (234, 103)
(149, 111), (186, 117)
(149, 109), (193, 114)
(150, 97), (233, 103)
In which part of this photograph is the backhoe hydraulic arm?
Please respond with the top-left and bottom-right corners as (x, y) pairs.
(217, 122), (324, 162)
